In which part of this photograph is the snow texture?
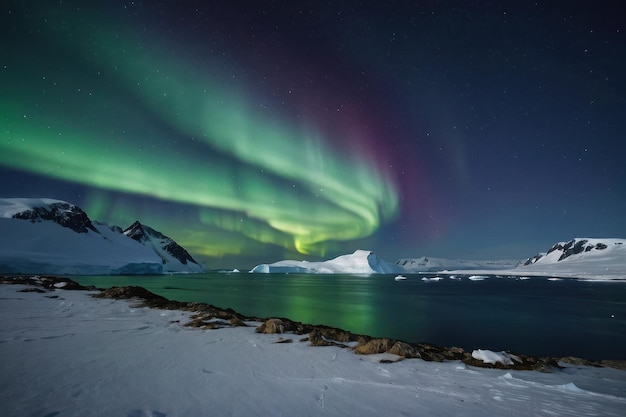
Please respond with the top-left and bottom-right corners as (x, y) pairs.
(1, 284), (625, 417)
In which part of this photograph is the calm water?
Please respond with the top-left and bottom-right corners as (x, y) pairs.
(74, 273), (626, 360)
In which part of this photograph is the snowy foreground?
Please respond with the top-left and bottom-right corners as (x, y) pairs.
(2, 284), (626, 417)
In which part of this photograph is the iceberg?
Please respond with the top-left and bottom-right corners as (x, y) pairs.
(250, 250), (400, 274)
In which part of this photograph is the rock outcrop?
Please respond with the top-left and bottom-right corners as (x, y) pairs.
(12, 201), (98, 234)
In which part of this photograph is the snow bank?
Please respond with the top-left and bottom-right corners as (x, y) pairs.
(1, 284), (625, 416)
(472, 349), (521, 366)
(250, 250), (400, 274)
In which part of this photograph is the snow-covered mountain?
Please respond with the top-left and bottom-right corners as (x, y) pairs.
(512, 238), (625, 278)
(250, 238), (625, 279)
(250, 250), (400, 274)
(436, 238), (625, 280)
(523, 238), (622, 265)
(0, 198), (203, 275)
(123, 221), (202, 273)
(396, 257), (521, 273)
(1, 198), (98, 234)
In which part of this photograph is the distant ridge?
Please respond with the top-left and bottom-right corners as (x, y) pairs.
(250, 238), (625, 279)
(0, 198), (98, 234)
(444, 238), (626, 280)
(523, 238), (623, 265)
(396, 256), (521, 273)
(124, 221), (201, 270)
(0, 198), (203, 275)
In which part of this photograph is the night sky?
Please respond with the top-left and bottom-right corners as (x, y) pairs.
(2, 1), (625, 268)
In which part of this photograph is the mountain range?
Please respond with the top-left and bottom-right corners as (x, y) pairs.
(1, 198), (623, 279)
(250, 238), (625, 280)
(0, 198), (203, 275)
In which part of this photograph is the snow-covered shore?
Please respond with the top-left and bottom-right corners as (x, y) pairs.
(2, 279), (625, 416)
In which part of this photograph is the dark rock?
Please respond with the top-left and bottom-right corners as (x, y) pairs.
(307, 328), (350, 348)
(556, 239), (588, 261)
(301, 325), (361, 345)
(184, 312), (232, 329)
(0, 275), (90, 291)
(229, 316), (248, 327)
(413, 342), (455, 361)
(523, 253), (544, 265)
(256, 318), (288, 334)
(354, 338), (393, 355)
(559, 356), (602, 367)
(12, 202), (98, 234)
(46, 277), (90, 291)
(93, 286), (169, 303)
(462, 351), (562, 372)
(388, 341), (422, 359)
(123, 221), (200, 266)
(199, 321), (228, 330)
(185, 314), (211, 328)
(380, 357), (404, 363)
(600, 360), (626, 370)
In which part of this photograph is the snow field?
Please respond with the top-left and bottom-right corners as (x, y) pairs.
(1, 285), (625, 417)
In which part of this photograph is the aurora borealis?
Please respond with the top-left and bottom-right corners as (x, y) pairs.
(2, 1), (625, 268)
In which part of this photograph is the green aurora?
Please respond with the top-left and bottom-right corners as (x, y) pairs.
(1, 4), (399, 260)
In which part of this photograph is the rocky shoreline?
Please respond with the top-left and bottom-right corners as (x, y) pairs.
(2, 274), (624, 372)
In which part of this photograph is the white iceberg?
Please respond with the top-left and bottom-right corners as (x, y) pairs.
(472, 349), (521, 366)
(250, 250), (400, 274)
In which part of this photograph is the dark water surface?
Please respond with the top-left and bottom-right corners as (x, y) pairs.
(74, 273), (626, 360)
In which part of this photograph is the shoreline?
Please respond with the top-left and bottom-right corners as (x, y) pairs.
(2, 274), (625, 371)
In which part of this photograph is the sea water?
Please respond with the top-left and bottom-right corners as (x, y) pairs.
(74, 273), (626, 360)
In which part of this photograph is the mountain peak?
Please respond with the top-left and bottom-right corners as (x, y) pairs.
(123, 220), (200, 268)
(123, 221), (147, 240)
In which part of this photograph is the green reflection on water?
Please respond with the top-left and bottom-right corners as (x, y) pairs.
(74, 273), (395, 336)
